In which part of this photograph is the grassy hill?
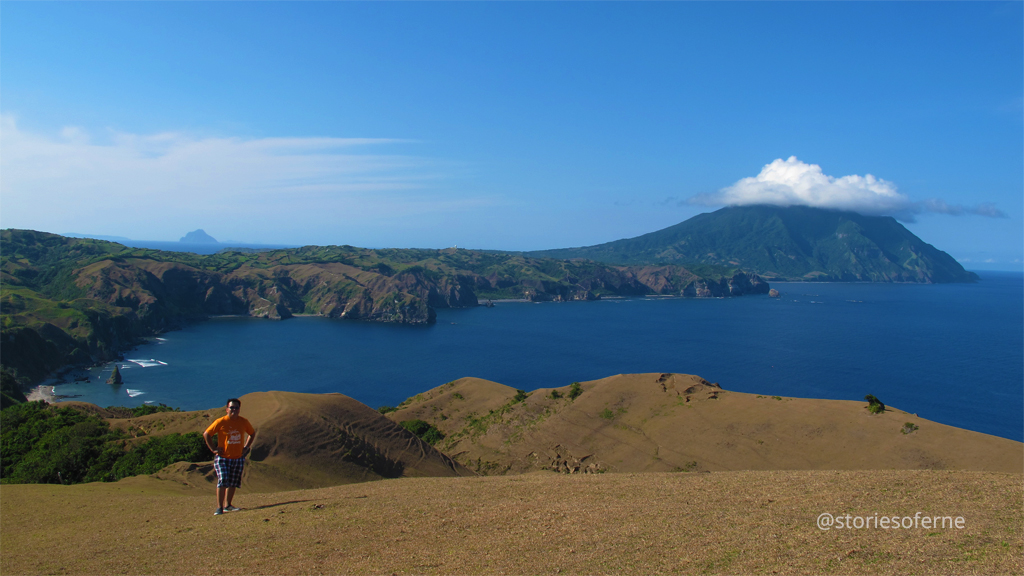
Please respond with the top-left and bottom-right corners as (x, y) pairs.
(387, 373), (1021, 475)
(60, 390), (472, 491)
(2, 376), (1021, 574)
(2, 469), (1021, 575)
(527, 205), (978, 283)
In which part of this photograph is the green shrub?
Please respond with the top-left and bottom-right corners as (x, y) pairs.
(451, 392), (464, 400)
(901, 422), (919, 435)
(0, 369), (26, 409)
(549, 390), (563, 400)
(128, 404), (178, 417)
(377, 406), (397, 414)
(399, 419), (445, 445)
(1, 401), (210, 485)
(512, 390), (528, 404)
(568, 382), (583, 400)
(4, 419), (122, 484)
(865, 394), (886, 414)
(1, 402), (107, 480)
(102, 404), (180, 419)
(107, 433), (212, 481)
(599, 408), (614, 420)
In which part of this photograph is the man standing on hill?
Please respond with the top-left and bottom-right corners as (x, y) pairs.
(203, 398), (256, 516)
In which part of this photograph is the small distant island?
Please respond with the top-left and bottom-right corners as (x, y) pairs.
(179, 229), (219, 244)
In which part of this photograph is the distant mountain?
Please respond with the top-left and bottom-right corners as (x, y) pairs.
(179, 229), (218, 243)
(527, 205), (978, 283)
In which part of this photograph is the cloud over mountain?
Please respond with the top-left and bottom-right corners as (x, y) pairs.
(689, 156), (1006, 222)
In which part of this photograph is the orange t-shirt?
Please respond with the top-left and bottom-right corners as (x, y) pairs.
(204, 416), (256, 459)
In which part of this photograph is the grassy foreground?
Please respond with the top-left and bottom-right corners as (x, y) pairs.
(2, 469), (1021, 575)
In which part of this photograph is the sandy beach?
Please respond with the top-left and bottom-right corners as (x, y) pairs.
(25, 384), (56, 403)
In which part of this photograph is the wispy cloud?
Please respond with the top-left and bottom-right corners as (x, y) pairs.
(688, 156), (1007, 222)
(0, 116), (494, 242)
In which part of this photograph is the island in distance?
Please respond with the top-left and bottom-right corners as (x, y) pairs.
(178, 229), (218, 244)
(526, 205), (977, 283)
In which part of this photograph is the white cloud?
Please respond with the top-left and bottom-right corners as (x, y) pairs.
(0, 115), (496, 243)
(689, 156), (1006, 221)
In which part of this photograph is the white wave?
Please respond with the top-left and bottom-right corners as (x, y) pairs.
(127, 359), (168, 368)
(126, 389), (145, 397)
(143, 400), (154, 404)
(154, 338), (167, 341)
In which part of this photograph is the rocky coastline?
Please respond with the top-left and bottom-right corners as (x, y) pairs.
(1, 230), (770, 393)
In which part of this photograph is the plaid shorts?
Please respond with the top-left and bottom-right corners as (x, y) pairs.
(213, 456), (245, 488)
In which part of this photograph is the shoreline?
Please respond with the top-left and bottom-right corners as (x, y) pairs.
(26, 384), (57, 403)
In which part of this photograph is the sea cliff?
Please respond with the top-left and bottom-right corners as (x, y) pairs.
(0, 230), (769, 389)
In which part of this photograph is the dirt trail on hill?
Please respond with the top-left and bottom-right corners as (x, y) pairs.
(2, 470), (1021, 575)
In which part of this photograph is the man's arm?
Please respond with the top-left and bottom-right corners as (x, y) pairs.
(242, 429), (257, 457)
(203, 431), (220, 458)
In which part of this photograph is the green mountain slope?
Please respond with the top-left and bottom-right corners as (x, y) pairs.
(527, 205), (977, 283)
(1, 230), (769, 389)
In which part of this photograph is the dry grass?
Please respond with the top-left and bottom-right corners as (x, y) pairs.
(6, 374), (1021, 575)
(389, 373), (1022, 475)
(2, 469), (1021, 575)
(63, 390), (471, 492)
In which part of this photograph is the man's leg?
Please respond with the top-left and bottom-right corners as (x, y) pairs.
(217, 486), (227, 509)
(226, 487), (236, 507)
(214, 456), (227, 513)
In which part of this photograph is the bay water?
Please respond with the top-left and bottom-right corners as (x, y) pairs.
(53, 271), (1023, 442)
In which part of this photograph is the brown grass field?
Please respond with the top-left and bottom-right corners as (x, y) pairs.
(2, 373), (1022, 575)
(2, 470), (1021, 575)
(389, 373), (1023, 475)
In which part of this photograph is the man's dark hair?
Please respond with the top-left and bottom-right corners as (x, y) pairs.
(227, 398), (241, 407)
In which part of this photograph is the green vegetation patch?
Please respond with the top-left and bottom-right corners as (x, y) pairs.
(568, 382), (583, 400)
(865, 394), (886, 414)
(399, 419), (445, 445)
(1, 401), (211, 484)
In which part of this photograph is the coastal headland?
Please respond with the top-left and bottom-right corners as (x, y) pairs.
(1, 373), (1021, 575)
(0, 229), (767, 392)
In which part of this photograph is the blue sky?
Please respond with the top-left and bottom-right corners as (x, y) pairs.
(2, 2), (1021, 269)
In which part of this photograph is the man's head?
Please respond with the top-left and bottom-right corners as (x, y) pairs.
(225, 398), (241, 418)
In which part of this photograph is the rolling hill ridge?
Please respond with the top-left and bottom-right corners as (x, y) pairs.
(386, 373), (1020, 476)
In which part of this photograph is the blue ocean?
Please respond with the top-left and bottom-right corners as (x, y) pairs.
(53, 271), (1023, 442)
